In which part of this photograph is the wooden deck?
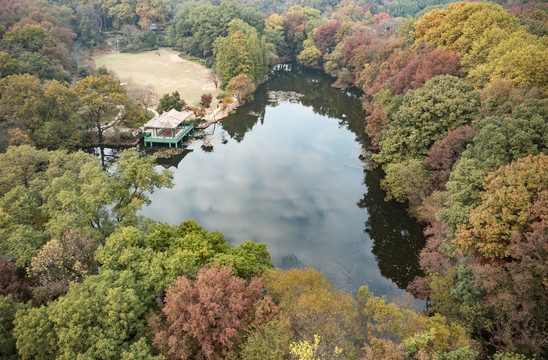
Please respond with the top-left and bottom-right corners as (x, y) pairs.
(143, 124), (194, 147)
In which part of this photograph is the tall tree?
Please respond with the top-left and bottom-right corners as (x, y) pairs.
(214, 19), (267, 84)
(374, 75), (480, 165)
(412, 2), (520, 56)
(440, 98), (548, 232)
(1, 24), (56, 53)
(0, 295), (27, 360)
(156, 91), (184, 114)
(149, 266), (277, 360)
(74, 75), (127, 144)
(454, 154), (547, 259)
(136, 0), (170, 29)
(110, 149), (173, 224)
(29, 229), (100, 304)
(314, 20), (341, 54)
(226, 74), (255, 104)
(14, 270), (155, 359)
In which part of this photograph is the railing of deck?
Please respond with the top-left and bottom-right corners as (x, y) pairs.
(144, 124), (194, 143)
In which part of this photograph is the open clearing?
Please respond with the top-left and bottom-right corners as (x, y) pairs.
(92, 48), (220, 106)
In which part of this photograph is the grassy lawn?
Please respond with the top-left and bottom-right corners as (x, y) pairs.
(92, 48), (220, 107)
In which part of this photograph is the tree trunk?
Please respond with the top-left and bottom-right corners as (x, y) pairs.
(96, 117), (103, 144)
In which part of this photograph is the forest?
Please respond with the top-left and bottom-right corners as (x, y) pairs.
(0, 0), (546, 359)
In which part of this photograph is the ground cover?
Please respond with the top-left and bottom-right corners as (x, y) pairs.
(92, 48), (220, 107)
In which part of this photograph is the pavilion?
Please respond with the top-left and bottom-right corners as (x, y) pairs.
(142, 109), (194, 148)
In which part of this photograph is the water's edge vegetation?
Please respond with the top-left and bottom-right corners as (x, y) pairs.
(0, 0), (546, 358)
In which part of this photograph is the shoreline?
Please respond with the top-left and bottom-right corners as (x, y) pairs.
(197, 97), (240, 129)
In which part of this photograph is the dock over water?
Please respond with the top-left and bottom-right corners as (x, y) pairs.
(141, 109), (194, 148)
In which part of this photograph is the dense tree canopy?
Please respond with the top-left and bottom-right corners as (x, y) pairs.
(14, 270), (155, 360)
(0, 74), (84, 150)
(149, 266), (277, 360)
(0, 146), (172, 267)
(214, 19), (268, 84)
(412, 2), (520, 56)
(440, 98), (548, 232)
(0, 0), (547, 358)
(454, 154), (547, 259)
(74, 75), (127, 144)
(374, 75), (480, 165)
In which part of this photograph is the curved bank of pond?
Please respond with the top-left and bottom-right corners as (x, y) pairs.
(138, 64), (426, 301)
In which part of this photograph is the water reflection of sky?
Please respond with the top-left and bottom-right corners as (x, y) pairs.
(142, 101), (420, 302)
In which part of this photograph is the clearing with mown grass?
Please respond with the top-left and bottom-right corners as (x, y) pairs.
(92, 48), (220, 107)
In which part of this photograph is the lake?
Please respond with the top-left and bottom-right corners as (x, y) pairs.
(141, 64), (426, 301)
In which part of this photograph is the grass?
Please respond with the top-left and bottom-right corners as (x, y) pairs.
(92, 48), (220, 107)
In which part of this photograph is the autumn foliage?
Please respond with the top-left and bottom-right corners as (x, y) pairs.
(454, 154), (548, 259)
(0, 257), (32, 301)
(149, 266), (277, 360)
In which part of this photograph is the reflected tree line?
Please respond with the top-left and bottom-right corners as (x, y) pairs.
(94, 64), (426, 292)
(218, 64), (426, 291)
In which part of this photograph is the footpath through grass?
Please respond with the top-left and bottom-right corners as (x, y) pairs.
(92, 48), (220, 107)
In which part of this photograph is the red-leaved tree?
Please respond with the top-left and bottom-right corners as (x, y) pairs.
(425, 125), (478, 190)
(0, 257), (32, 301)
(199, 93), (212, 109)
(391, 49), (462, 95)
(314, 20), (341, 54)
(149, 266), (277, 360)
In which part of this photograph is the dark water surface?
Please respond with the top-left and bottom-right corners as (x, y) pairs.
(141, 65), (425, 300)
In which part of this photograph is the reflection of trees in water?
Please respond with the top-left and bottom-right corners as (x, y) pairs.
(154, 149), (193, 168)
(85, 146), (125, 170)
(87, 145), (193, 170)
(222, 64), (369, 146)
(223, 64), (425, 290)
(358, 167), (425, 289)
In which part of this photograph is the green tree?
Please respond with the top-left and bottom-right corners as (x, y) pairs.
(156, 91), (183, 114)
(1, 24), (56, 53)
(76, 4), (102, 46)
(0, 146), (174, 266)
(74, 75), (127, 144)
(96, 220), (273, 295)
(374, 75), (480, 165)
(440, 99), (548, 232)
(297, 38), (322, 67)
(111, 148), (173, 224)
(14, 270), (155, 359)
(17, 51), (68, 81)
(172, 1), (242, 59)
(0, 296), (26, 360)
(42, 154), (114, 237)
(0, 51), (22, 78)
(13, 304), (57, 360)
(381, 158), (432, 211)
(214, 19), (267, 84)
(0, 76), (84, 150)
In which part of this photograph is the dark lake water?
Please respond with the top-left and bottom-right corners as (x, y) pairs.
(140, 64), (426, 300)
